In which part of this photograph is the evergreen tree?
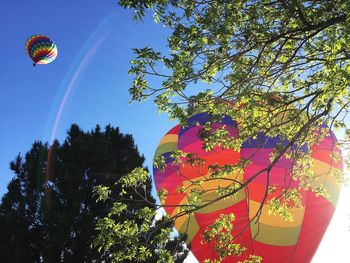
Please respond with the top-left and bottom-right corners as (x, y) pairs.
(0, 124), (187, 262)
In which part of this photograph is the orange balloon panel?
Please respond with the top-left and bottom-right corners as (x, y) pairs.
(153, 113), (342, 262)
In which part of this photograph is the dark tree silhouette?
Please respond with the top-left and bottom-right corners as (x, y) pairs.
(0, 124), (187, 263)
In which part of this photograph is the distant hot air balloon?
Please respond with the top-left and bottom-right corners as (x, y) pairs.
(153, 112), (343, 263)
(25, 34), (58, 66)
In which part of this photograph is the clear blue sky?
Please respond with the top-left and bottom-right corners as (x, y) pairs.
(0, 1), (174, 197)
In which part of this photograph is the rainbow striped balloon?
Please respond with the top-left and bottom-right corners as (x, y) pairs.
(25, 35), (58, 66)
(154, 112), (343, 263)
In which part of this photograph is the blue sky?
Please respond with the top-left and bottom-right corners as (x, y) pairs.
(1, 1), (349, 262)
(0, 1), (174, 197)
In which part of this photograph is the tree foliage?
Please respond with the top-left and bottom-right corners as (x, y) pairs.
(121, 0), (350, 139)
(0, 124), (187, 262)
(93, 167), (188, 263)
(113, 0), (349, 262)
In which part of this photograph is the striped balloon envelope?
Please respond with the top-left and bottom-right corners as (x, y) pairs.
(153, 112), (343, 262)
(25, 35), (58, 66)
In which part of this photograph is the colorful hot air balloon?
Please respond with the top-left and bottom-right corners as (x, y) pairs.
(153, 112), (343, 263)
(25, 34), (58, 66)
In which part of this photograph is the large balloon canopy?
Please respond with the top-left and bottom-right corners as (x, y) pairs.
(153, 112), (343, 262)
(25, 35), (58, 66)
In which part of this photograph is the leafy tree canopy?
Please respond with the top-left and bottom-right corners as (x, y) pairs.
(109, 1), (349, 262)
(121, 0), (350, 142)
